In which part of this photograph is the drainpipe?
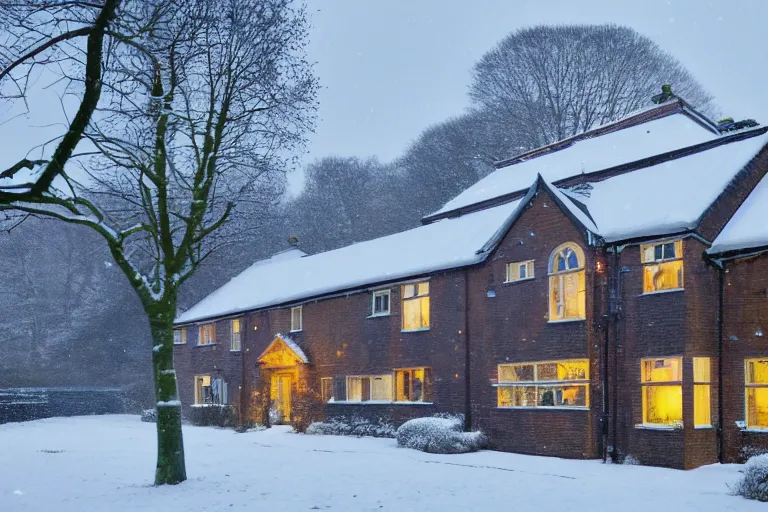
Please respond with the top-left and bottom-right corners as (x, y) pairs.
(239, 316), (248, 431)
(609, 247), (629, 463)
(717, 263), (725, 462)
(463, 269), (472, 432)
(601, 249), (610, 462)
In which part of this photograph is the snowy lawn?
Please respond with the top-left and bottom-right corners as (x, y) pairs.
(0, 415), (759, 511)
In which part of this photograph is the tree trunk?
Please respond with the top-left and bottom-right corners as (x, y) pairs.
(147, 298), (186, 485)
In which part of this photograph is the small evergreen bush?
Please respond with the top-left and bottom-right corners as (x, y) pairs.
(396, 416), (487, 454)
(734, 453), (768, 502)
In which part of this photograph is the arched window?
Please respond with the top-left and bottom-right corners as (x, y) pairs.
(548, 243), (586, 321)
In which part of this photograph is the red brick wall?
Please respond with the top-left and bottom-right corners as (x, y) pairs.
(172, 317), (245, 419)
(468, 188), (602, 459)
(721, 253), (768, 462)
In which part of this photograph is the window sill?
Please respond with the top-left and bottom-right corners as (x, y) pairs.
(634, 424), (683, 431)
(173, 343), (186, 346)
(195, 343), (218, 347)
(639, 288), (684, 297)
(289, 329), (303, 333)
(503, 277), (535, 285)
(367, 313), (391, 319)
(327, 400), (433, 406)
(401, 327), (430, 333)
(694, 425), (714, 430)
(740, 427), (768, 433)
(230, 349), (242, 353)
(496, 406), (589, 411)
(547, 318), (586, 324)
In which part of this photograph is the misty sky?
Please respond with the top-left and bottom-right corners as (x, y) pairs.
(297, 0), (768, 190)
(1, 1), (766, 193)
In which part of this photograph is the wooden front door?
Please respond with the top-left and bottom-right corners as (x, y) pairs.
(270, 373), (292, 424)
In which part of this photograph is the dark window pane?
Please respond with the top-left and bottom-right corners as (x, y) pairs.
(566, 249), (578, 269)
(654, 245), (663, 260)
(664, 242), (675, 259)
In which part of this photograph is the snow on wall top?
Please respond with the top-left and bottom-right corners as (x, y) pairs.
(709, 172), (768, 254)
(565, 132), (768, 242)
(431, 112), (719, 217)
(175, 199), (522, 324)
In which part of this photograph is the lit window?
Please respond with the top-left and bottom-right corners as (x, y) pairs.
(402, 282), (429, 331)
(497, 360), (589, 408)
(371, 289), (391, 316)
(641, 240), (683, 293)
(346, 375), (393, 402)
(395, 368), (431, 402)
(746, 359), (768, 429)
(230, 319), (242, 351)
(641, 358), (682, 426)
(548, 243), (586, 320)
(198, 324), (216, 345)
(173, 328), (186, 345)
(320, 377), (333, 403)
(505, 260), (535, 282)
(694, 357), (711, 427)
(194, 375), (228, 405)
(290, 306), (303, 332)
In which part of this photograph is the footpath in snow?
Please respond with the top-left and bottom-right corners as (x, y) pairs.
(0, 415), (759, 511)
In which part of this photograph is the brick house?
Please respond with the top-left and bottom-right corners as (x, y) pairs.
(173, 94), (768, 469)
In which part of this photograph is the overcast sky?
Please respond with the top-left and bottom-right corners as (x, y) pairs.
(1, 1), (766, 193)
(297, 0), (768, 190)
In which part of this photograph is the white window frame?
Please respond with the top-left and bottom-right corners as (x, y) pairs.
(745, 358), (768, 430)
(505, 260), (535, 283)
(547, 243), (586, 321)
(193, 375), (228, 405)
(345, 374), (394, 403)
(197, 323), (216, 346)
(639, 357), (683, 428)
(290, 306), (303, 332)
(320, 377), (333, 403)
(641, 239), (684, 294)
(370, 289), (391, 317)
(230, 318), (242, 351)
(401, 281), (430, 332)
(173, 328), (186, 345)
(495, 359), (590, 409)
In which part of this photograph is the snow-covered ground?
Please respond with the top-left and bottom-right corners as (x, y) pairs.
(0, 415), (759, 511)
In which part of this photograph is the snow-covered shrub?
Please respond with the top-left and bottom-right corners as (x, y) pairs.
(189, 404), (235, 427)
(734, 453), (768, 502)
(741, 445), (768, 462)
(140, 409), (157, 423)
(622, 454), (640, 466)
(305, 416), (396, 438)
(396, 416), (487, 454)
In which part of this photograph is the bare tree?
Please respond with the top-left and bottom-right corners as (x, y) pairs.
(470, 24), (716, 148)
(0, 0), (122, 199)
(0, 0), (317, 485)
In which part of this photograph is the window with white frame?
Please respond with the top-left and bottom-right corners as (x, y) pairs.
(694, 357), (711, 427)
(402, 282), (429, 330)
(230, 319), (242, 351)
(641, 239), (683, 293)
(194, 375), (228, 405)
(505, 260), (535, 283)
(290, 306), (303, 332)
(746, 359), (768, 429)
(640, 357), (682, 427)
(173, 328), (186, 345)
(198, 324), (216, 345)
(371, 289), (391, 316)
(497, 360), (589, 408)
(394, 368), (430, 402)
(548, 243), (586, 321)
(346, 374), (393, 402)
(320, 377), (333, 403)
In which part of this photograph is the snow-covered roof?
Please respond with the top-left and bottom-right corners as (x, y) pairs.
(257, 334), (309, 364)
(562, 131), (768, 242)
(175, 199), (522, 324)
(709, 172), (768, 254)
(430, 111), (720, 218)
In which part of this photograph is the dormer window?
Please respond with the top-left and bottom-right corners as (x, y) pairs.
(641, 240), (683, 293)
